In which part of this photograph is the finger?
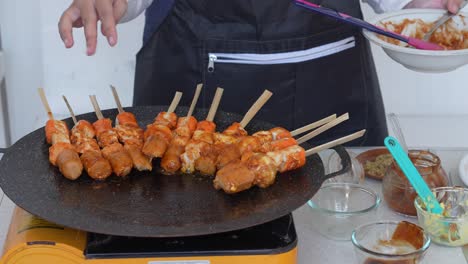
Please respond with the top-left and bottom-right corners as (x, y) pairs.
(113, 0), (128, 22)
(79, 0), (99, 56)
(111, 0), (129, 46)
(58, 5), (81, 48)
(96, 0), (117, 46)
(448, 0), (463, 13)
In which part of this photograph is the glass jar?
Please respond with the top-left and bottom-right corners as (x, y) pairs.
(382, 150), (448, 216)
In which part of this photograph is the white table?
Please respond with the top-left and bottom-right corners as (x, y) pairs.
(1, 148), (467, 263)
(293, 148), (468, 264)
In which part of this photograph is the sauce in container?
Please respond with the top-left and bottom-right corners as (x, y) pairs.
(382, 150), (448, 216)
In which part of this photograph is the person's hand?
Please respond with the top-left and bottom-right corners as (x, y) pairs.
(405, 0), (464, 14)
(58, 0), (128, 56)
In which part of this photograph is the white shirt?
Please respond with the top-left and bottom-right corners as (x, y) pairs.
(121, 0), (413, 23)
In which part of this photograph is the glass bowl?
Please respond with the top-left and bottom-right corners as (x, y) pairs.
(352, 221), (431, 264)
(307, 183), (380, 240)
(325, 150), (365, 184)
(414, 187), (468, 247)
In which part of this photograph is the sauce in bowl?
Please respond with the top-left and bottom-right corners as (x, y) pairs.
(379, 17), (468, 50)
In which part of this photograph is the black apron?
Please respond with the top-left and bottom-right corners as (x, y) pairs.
(133, 0), (388, 146)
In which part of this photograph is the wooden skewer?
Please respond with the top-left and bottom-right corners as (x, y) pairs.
(297, 113), (349, 144)
(89, 95), (104, 120)
(187, 84), (203, 118)
(290, 114), (337, 137)
(239, 90), (273, 128)
(110, 85), (124, 114)
(305, 129), (366, 156)
(38, 88), (54, 120)
(206, 87), (224, 122)
(62, 95), (78, 125)
(167, 91), (183, 114)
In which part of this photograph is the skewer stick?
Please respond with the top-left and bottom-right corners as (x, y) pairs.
(167, 91), (183, 113)
(291, 114), (337, 137)
(62, 95), (78, 125)
(187, 84), (203, 118)
(239, 90), (273, 128)
(110, 85), (124, 114)
(38, 88), (54, 120)
(297, 113), (349, 144)
(206, 87), (224, 122)
(89, 95), (105, 120)
(305, 129), (366, 156)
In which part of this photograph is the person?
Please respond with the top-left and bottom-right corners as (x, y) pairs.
(58, 0), (463, 146)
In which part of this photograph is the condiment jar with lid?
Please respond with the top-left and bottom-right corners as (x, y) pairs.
(382, 150), (448, 216)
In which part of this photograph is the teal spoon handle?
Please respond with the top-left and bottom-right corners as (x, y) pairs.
(384, 136), (443, 214)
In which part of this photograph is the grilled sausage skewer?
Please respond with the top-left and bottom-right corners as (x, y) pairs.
(237, 113), (345, 162)
(214, 145), (305, 194)
(215, 129), (366, 194)
(38, 88), (83, 180)
(161, 84), (202, 173)
(142, 91), (183, 160)
(215, 90), (273, 170)
(90, 95), (133, 177)
(181, 87), (223, 175)
(241, 113), (348, 158)
(62, 95), (112, 180)
(250, 112), (341, 151)
(110, 85), (152, 171)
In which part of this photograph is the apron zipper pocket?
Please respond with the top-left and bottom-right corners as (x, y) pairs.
(207, 36), (355, 72)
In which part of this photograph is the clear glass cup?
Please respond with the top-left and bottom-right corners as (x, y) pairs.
(352, 221), (431, 264)
(307, 183), (380, 240)
(382, 150), (448, 216)
(414, 186), (468, 247)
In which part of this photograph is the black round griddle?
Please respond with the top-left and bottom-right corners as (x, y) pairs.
(0, 106), (350, 237)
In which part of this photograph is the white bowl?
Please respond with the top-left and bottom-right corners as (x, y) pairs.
(363, 9), (468, 73)
(458, 154), (468, 186)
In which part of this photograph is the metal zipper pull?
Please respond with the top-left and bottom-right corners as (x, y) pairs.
(208, 54), (217, 73)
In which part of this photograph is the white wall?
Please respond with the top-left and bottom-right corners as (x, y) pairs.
(0, 1), (44, 143)
(1, 1), (468, 147)
(39, 0), (144, 116)
(0, 0), (144, 143)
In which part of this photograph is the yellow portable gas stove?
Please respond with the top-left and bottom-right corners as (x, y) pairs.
(1, 207), (297, 264)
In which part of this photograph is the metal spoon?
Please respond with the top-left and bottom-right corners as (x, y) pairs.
(388, 113), (408, 154)
(423, 1), (468, 42)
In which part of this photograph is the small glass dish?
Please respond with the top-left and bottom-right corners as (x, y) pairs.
(307, 183), (380, 240)
(414, 186), (468, 247)
(352, 221), (431, 264)
(325, 150), (365, 184)
(355, 148), (392, 181)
